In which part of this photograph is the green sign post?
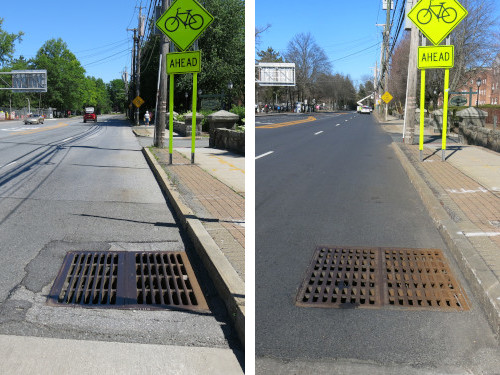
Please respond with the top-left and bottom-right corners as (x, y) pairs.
(408, 0), (467, 162)
(156, 0), (213, 164)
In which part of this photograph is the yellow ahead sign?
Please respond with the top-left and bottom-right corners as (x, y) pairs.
(408, 0), (467, 46)
(382, 91), (393, 104)
(418, 45), (454, 69)
(166, 51), (201, 74)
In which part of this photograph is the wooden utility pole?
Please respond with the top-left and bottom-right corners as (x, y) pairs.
(134, 27), (140, 126)
(155, 0), (170, 148)
(384, 0), (391, 121)
(403, 21), (419, 144)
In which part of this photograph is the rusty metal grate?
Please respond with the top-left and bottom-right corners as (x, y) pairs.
(47, 251), (208, 311)
(296, 246), (470, 311)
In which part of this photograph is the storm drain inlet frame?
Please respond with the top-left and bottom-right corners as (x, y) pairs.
(296, 246), (470, 311)
(47, 251), (208, 311)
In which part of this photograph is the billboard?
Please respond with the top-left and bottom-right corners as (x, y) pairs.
(256, 63), (295, 86)
(11, 70), (47, 92)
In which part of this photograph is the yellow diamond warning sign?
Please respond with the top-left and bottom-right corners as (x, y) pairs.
(408, 0), (467, 46)
(132, 96), (144, 108)
(382, 91), (393, 104)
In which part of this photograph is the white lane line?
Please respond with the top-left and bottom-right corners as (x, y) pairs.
(256, 151), (274, 160)
(459, 232), (500, 237)
(336, 124), (340, 126)
(345, 119), (348, 122)
(314, 131), (324, 135)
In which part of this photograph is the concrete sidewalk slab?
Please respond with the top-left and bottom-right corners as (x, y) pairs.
(0, 334), (244, 375)
(175, 147), (245, 194)
(441, 146), (500, 193)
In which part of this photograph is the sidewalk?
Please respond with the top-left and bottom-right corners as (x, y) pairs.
(376, 113), (500, 336)
(134, 127), (245, 346)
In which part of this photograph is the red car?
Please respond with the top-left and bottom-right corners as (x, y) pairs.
(83, 107), (97, 123)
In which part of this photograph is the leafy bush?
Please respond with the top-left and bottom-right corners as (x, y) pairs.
(230, 105), (245, 124)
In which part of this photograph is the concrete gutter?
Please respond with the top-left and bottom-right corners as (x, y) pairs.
(142, 147), (245, 347)
(390, 142), (500, 337)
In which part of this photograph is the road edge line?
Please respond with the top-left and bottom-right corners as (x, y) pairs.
(391, 142), (500, 337)
(142, 147), (245, 347)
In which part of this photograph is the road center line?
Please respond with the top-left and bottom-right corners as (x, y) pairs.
(314, 131), (323, 135)
(256, 151), (274, 160)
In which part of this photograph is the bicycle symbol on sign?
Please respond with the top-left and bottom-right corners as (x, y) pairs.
(165, 7), (204, 32)
(417, 1), (458, 24)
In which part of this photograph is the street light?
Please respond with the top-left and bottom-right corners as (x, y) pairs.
(227, 81), (233, 110)
(476, 78), (481, 107)
(197, 89), (202, 111)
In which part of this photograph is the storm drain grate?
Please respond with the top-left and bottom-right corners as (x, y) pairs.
(296, 246), (470, 311)
(47, 251), (208, 311)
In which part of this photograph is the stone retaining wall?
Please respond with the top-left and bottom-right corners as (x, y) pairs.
(213, 129), (245, 155)
(459, 123), (500, 152)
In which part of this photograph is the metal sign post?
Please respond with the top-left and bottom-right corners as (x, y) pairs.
(419, 70), (426, 162)
(192, 73), (198, 164)
(169, 74), (174, 165)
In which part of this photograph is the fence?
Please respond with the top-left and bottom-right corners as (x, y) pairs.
(0, 107), (54, 120)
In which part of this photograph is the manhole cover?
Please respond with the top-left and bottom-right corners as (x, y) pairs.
(296, 246), (469, 311)
(47, 251), (208, 311)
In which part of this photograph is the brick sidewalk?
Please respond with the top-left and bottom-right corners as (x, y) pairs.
(405, 145), (500, 278)
(154, 149), (245, 281)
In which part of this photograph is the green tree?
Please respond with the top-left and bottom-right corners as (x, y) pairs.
(0, 18), (23, 67)
(34, 38), (86, 111)
(107, 79), (127, 113)
(81, 76), (111, 114)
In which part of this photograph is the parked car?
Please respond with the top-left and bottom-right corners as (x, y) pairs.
(83, 107), (97, 123)
(360, 105), (372, 114)
(24, 114), (44, 125)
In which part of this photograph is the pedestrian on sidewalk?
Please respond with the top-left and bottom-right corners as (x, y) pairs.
(144, 110), (150, 126)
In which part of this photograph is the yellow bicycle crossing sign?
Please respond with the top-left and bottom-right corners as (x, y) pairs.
(408, 0), (467, 46)
(156, 0), (214, 51)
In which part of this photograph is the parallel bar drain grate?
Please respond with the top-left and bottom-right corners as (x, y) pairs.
(47, 251), (208, 311)
(296, 246), (470, 311)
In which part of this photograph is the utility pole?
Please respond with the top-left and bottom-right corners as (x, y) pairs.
(127, 27), (137, 121)
(403, 20), (419, 144)
(384, 0), (391, 121)
(134, 28), (140, 126)
(155, 0), (170, 148)
(375, 23), (385, 114)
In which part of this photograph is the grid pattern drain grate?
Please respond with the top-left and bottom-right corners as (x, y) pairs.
(47, 251), (208, 311)
(296, 246), (470, 311)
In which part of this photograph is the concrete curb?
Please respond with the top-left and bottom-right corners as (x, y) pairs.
(390, 142), (500, 337)
(142, 147), (245, 347)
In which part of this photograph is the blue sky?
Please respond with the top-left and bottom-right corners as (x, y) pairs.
(255, 0), (500, 88)
(2, 0), (149, 83)
(255, 0), (394, 87)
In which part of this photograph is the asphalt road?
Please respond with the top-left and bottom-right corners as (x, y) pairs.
(255, 112), (500, 374)
(0, 116), (240, 353)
